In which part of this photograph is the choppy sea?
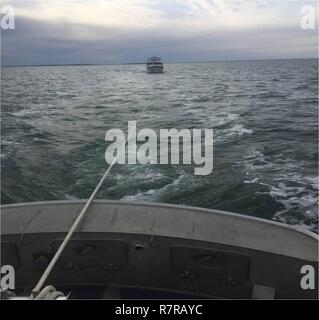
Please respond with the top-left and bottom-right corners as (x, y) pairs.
(1, 59), (318, 231)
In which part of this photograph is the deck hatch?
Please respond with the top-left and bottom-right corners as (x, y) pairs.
(51, 240), (127, 270)
(171, 245), (250, 283)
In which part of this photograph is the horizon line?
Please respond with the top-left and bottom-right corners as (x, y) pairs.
(1, 57), (317, 68)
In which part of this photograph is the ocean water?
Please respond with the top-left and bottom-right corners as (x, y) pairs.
(1, 59), (318, 231)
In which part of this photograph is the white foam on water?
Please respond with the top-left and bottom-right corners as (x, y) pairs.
(302, 176), (319, 190)
(210, 113), (240, 127)
(12, 109), (39, 117)
(222, 124), (253, 138)
(242, 150), (270, 170)
(120, 169), (195, 202)
(229, 124), (253, 135)
(64, 193), (80, 200)
(241, 148), (318, 231)
(243, 150), (266, 161)
(244, 178), (259, 184)
(270, 182), (318, 231)
(215, 123), (253, 143)
(156, 173), (189, 192)
(121, 189), (156, 201)
(112, 167), (165, 182)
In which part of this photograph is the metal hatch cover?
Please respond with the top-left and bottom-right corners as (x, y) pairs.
(50, 239), (127, 271)
(171, 245), (250, 283)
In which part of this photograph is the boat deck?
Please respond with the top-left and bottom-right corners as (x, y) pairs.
(1, 201), (318, 299)
(2, 200), (317, 260)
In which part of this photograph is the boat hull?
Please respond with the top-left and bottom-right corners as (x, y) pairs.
(147, 65), (164, 73)
(1, 200), (318, 299)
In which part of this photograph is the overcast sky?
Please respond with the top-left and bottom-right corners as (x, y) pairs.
(1, 0), (318, 66)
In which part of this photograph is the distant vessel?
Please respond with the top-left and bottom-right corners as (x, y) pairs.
(146, 56), (164, 73)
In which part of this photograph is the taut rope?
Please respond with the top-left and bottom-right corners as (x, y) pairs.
(31, 107), (147, 297)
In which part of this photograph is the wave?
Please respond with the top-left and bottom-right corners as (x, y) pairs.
(121, 189), (156, 201)
(241, 148), (318, 231)
(120, 169), (194, 202)
(210, 112), (240, 127)
(270, 181), (318, 232)
(191, 96), (210, 102)
(222, 124), (253, 137)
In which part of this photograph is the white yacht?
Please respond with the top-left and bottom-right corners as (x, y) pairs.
(146, 56), (164, 73)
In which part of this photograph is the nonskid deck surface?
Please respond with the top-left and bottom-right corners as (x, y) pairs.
(1, 200), (318, 299)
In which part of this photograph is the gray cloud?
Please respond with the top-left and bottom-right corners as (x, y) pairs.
(1, 14), (317, 66)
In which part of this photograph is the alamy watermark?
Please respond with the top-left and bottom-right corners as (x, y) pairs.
(300, 265), (316, 290)
(105, 121), (214, 176)
(300, 5), (316, 30)
(0, 5), (15, 30)
(0, 265), (15, 293)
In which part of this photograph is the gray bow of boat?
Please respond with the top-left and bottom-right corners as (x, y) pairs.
(1, 200), (318, 299)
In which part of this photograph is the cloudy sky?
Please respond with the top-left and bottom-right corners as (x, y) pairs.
(1, 0), (318, 66)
